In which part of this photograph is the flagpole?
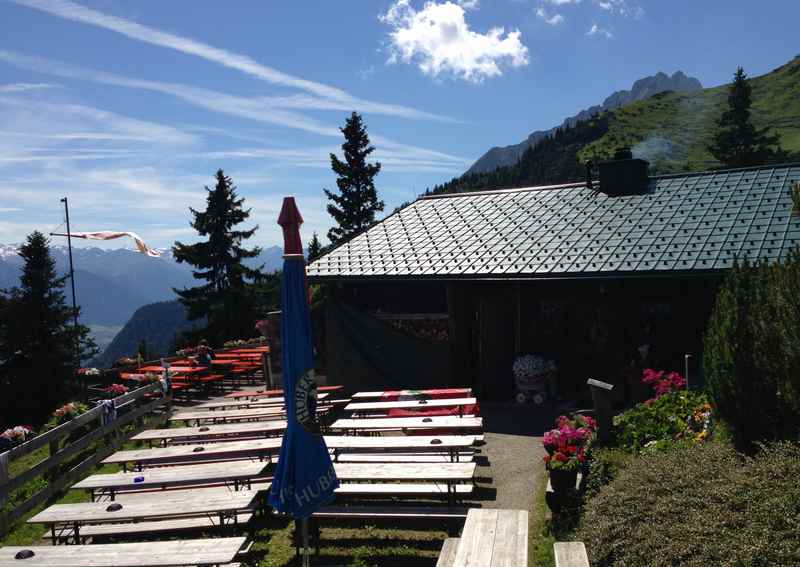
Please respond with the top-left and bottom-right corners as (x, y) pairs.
(301, 517), (310, 567)
(59, 197), (82, 397)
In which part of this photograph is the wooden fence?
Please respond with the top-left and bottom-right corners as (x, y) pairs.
(0, 383), (171, 535)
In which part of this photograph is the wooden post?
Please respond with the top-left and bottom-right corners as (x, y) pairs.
(262, 352), (274, 389)
(587, 378), (615, 442)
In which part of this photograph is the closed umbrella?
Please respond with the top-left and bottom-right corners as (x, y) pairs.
(268, 197), (339, 565)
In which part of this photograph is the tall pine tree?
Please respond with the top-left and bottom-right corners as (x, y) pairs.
(173, 170), (263, 346)
(307, 232), (323, 263)
(708, 67), (783, 168)
(324, 112), (383, 244)
(0, 231), (96, 427)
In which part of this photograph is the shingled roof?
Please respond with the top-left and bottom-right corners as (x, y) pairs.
(307, 163), (800, 281)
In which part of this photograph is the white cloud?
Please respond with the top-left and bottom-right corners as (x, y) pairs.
(0, 82), (59, 93)
(0, 94), (197, 146)
(536, 7), (565, 25)
(8, 0), (453, 122)
(380, 0), (529, 82)
(592, 0), (643, 17)
(545, 0), (580, 4)
(457, 0), (480, 8)
(0, 207), (23, 212)
(586, 23), (613, 38)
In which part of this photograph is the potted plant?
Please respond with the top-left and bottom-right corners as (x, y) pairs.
(102, 383), (129, 399)
(0, 425), (35, 451)
(543, 414), (596, 493)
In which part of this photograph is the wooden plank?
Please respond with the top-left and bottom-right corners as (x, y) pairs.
(353, 388), (472, 399)
(103, 435), (477, 467)
(0, 537), (246, 567)
(334, 462), (475, 482)
(224, 385), (343, 399)
(170, 406), (287, 422)
(72, 461), (268, 492)
(193, 392), (328, 411)
(315, 507), (467, 520)
(345, 397), (477, 412)
(554, 542), (590, 567)
(29, 489), (258, 524)
(330, 416), (483, 432)
(131, 421), (286, 443)
(453, 509), (528, 567)
(336, 483), (473, 496)
(44, 514), (254, 540)
(454, 508), (498, 566)
(436, 538), (461, 567)
(336, 452), (474, 464)
(490, 510), (528, 567)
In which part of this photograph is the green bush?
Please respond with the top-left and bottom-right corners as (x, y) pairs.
(704, 254), (800, 447)
(611, 390), (709, 452)
(577, 440), (800, 566)
(583, 448), (632, 500)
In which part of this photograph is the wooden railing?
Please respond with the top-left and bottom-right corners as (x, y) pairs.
(0, 383), (171, 534)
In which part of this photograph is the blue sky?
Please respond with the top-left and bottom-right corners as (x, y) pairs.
(1, 0), (798, 249)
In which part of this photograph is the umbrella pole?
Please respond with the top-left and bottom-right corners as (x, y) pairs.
(301, 517), (311, 567)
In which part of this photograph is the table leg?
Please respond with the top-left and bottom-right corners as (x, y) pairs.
(73, 522), (80, 545)
(50, 525), (56, 546)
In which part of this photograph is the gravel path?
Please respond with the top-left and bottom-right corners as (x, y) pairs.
(471, 403), (554, 510)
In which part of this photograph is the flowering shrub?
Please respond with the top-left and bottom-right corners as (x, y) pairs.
(103, 384), (129, 398)
(76, 367), (101, 377)
(612, 390), (710, 452)
(641, 368), (686, 401)
(679, 402), (713, 443)
(255, 319), (270, 337)
(0, 425), (35, 450)
(52, 402), (88, 424)
(542, 414), (597, 472)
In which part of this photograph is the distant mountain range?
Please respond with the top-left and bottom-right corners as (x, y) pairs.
(467, 71), (703, 174)
(434, 56), (800, 195)
(0, 242), (288, 356)
(92, 300), (203, 368)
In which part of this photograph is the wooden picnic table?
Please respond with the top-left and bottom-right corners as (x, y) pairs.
(345, 397), (477, 415)
(169, 406), (295, 425)
(29, 490), (259, 545)
(351, 388), (473, 399)
(0, 537), (247, 567)
(329, 415), (483, 435)
(225, 385), (343, 399)
(104, 435), (478, 470)
(131, 421), (287, 446)
(73, 461), (268, 500)
(193, 392), (329, 411)
(452, 508), (528, 566)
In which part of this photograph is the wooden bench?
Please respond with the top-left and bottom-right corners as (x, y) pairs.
(554, 542), (590, 567)
(43, 513), (254, 544)
(73, 461), (269, 500)
(0, 537), (247, 567)
(29, 490), (260, 544)
(345, 397), (477, 415)
(131, 421), (287, 446)
(329, 416), (483, 435)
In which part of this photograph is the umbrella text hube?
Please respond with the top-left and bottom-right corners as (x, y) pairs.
(268, 197), (339, 564)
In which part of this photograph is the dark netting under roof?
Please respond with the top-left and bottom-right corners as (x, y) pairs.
(307, 164), (800, 280)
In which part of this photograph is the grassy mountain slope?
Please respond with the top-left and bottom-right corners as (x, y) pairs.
(432, 56), (800, 194)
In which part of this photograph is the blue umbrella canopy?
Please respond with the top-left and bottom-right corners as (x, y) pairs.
(268, 197), (339, 519)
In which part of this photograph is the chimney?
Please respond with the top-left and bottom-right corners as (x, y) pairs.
(599, 147), (649, 196)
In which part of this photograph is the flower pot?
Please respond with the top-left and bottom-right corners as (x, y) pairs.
(549, 468), (578, 493)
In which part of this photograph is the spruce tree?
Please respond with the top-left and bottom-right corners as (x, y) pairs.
(708, 67), (783, 168)
(173, 170), (263, 345)
(0, 231), (96, 427)
(324, 112), (383, 243)
(307, 232), (323, 263)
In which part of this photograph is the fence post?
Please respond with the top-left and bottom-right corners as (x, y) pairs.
(587, 378), (615, 442)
